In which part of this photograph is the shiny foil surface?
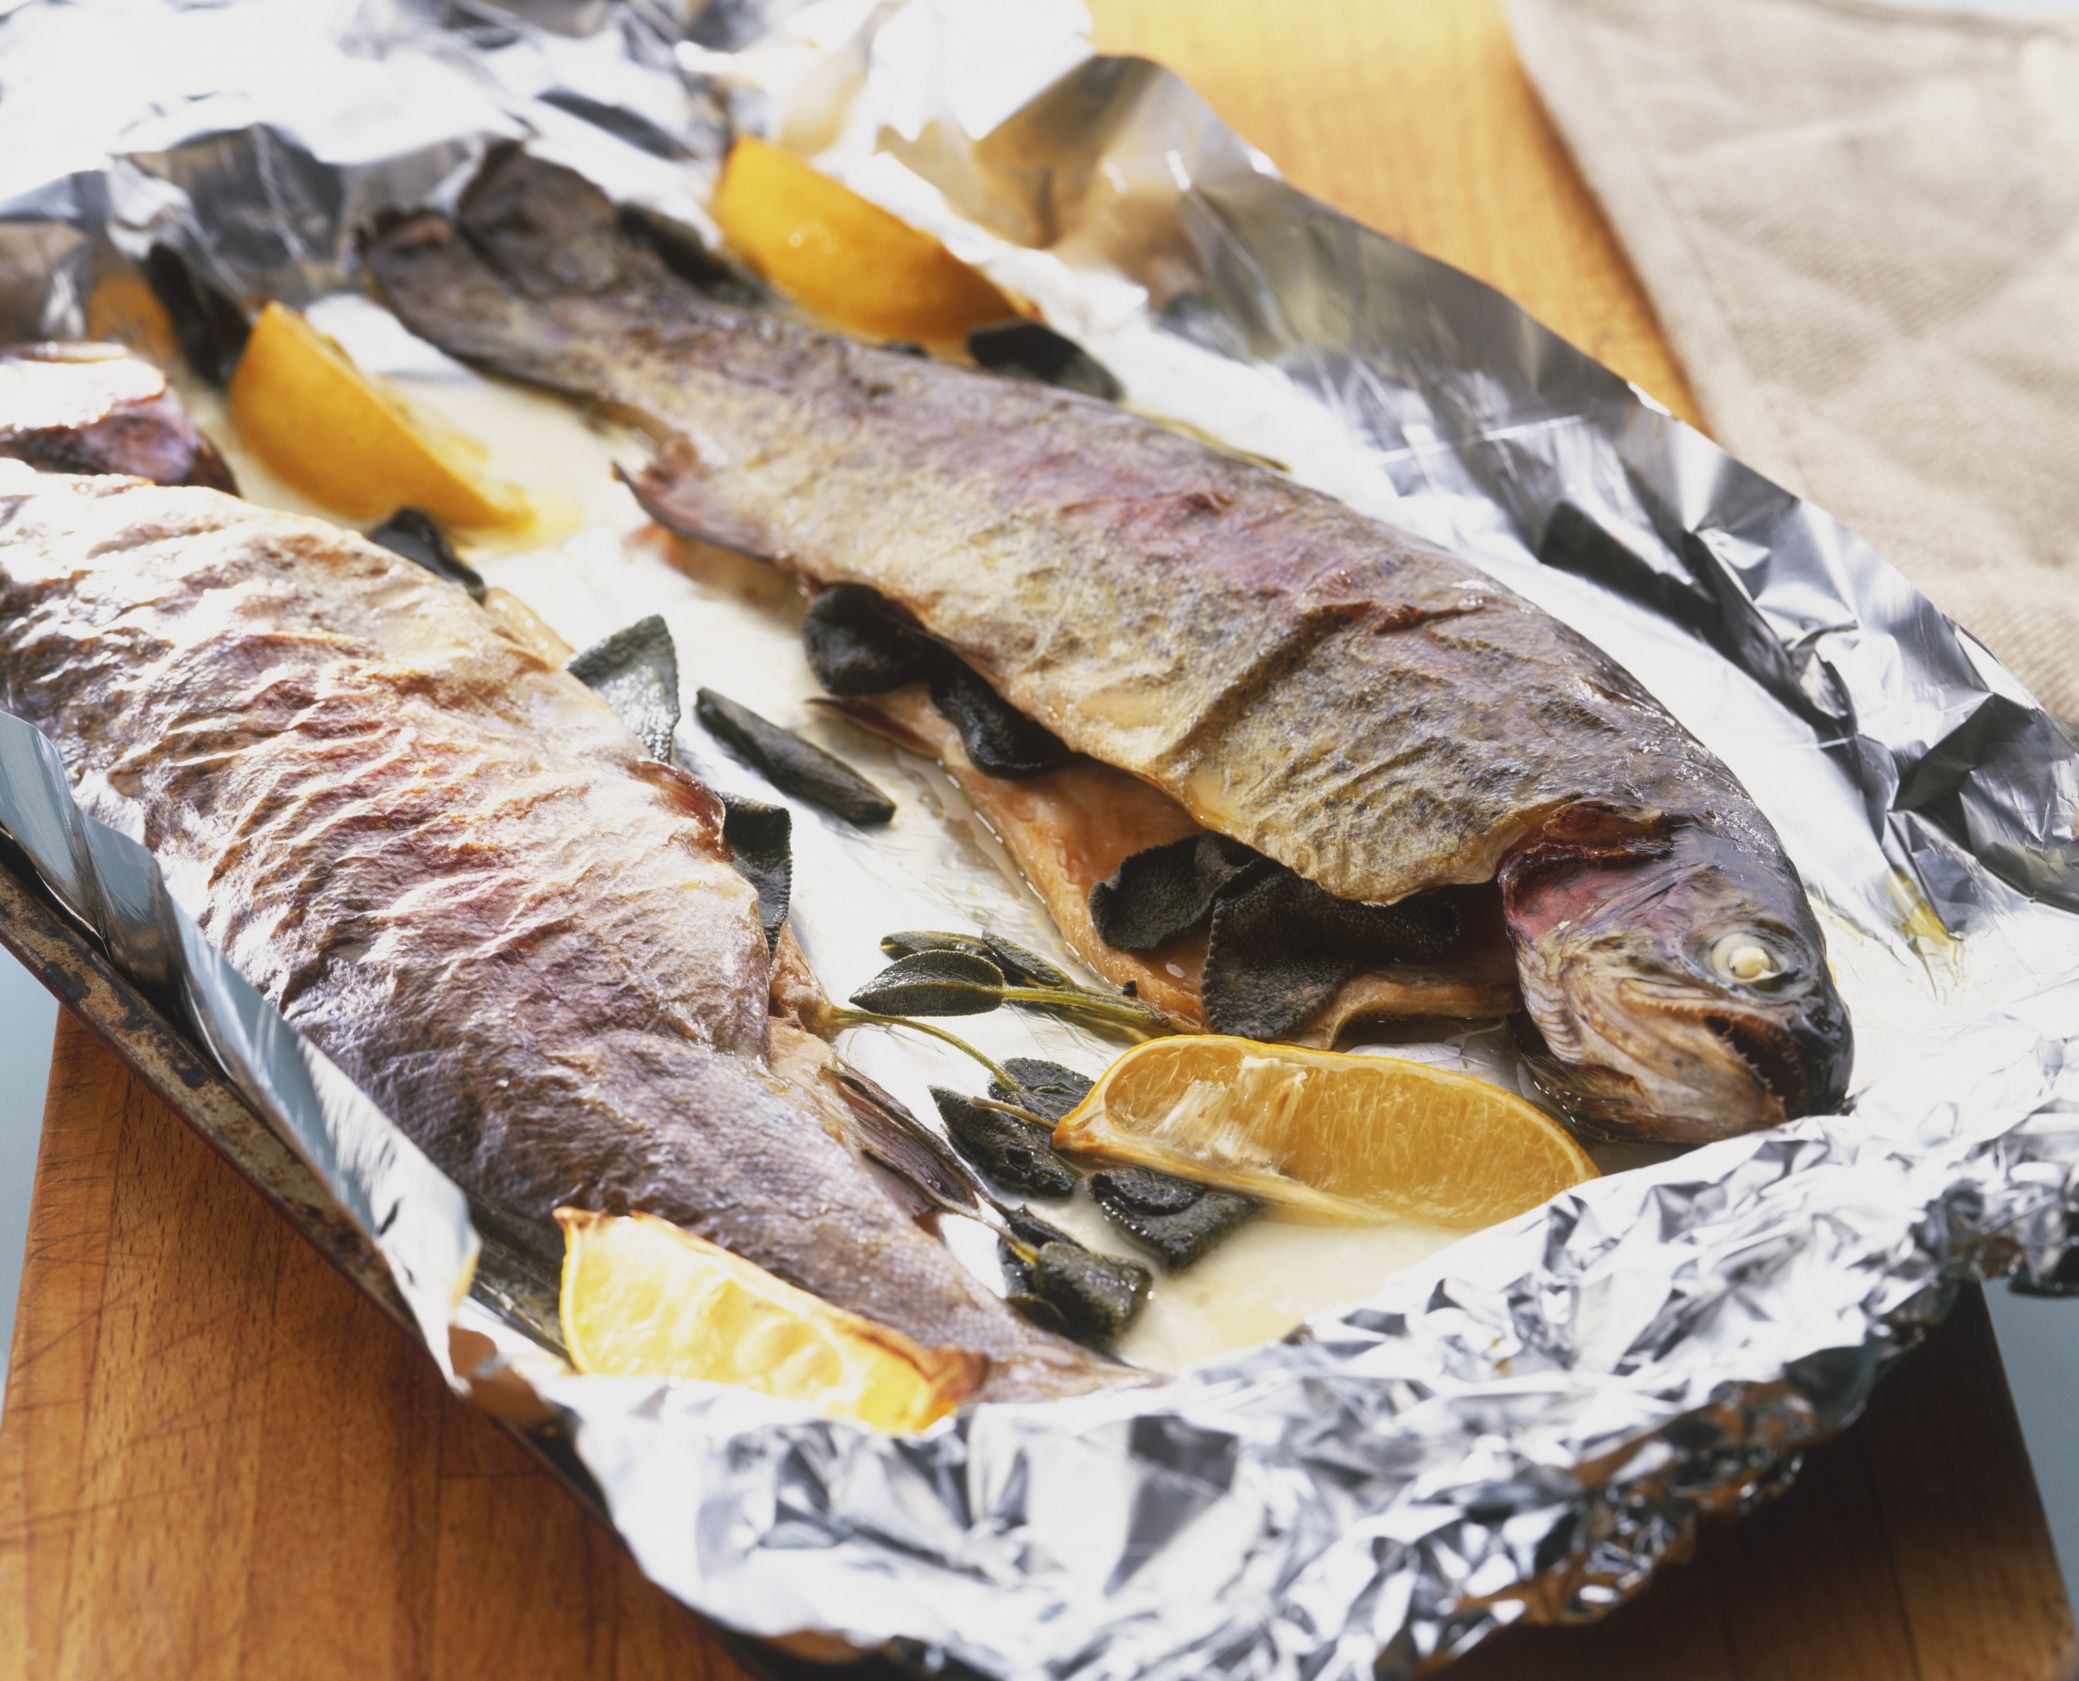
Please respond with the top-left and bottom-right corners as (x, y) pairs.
(2, 2), (2076, 1677)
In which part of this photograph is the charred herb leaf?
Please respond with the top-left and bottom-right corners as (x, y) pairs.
(998, 1208), (1151, 1344)
(801, 584), (936, 695)
(852, 950), (1006, 1017)
(1089, 832), (1266, 951)
(1090, 1166), (1257, 1270)
(930, 1088), (1075, 1198)
(989, 1056), (1093, 1124)
(1022, 1243), (1149, 1343)
(695, 688), (896, 825)
(143, 242), (250, 385)
(1202, 869), (1460, 1041)
(367, 507), (488, 602)
(800, 582), (1074, 779)
(968, 320), (1122, 402)
(927, 664), (1074, 778)
(719, 795), (791, 949)
(568, 614), (681, 762)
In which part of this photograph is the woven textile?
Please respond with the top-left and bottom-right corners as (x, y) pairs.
(1506, 0), (2079, 719)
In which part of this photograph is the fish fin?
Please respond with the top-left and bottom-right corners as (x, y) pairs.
(619, 440), (780, 560)
(454, 143), (633, 299)
(766, 1019), (988, 1217)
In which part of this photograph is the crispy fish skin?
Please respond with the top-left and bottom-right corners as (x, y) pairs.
(365, 151), (1852, 1138)
(0, 463), (1105, 1401)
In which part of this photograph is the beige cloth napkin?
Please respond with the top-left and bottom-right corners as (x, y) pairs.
(1504, 0), (2079, 719)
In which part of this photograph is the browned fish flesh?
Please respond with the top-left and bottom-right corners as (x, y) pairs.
(843, 684), (1519, 1040)
(0, 460), (1108, 1401)
(364, 150), (1852, 1142)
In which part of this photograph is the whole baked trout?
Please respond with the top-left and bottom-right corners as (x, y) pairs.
(0, 460), (1105, 1401)
(367, 150), (1852, 1141)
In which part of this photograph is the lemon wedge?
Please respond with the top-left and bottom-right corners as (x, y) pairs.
(713, 136), (1013, 343)
(1054, 1036), (1597, 1226)
(556, 1209), (982, 1432)
(228, 302), (528, 527)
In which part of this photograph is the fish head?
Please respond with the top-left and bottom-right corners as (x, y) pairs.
(1501, 810), (1851, 1141)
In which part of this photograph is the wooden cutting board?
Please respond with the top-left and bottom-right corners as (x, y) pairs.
(2, 3), (2073, 1678)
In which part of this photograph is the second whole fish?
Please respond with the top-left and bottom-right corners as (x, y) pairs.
(366, 149), (1853, 1143)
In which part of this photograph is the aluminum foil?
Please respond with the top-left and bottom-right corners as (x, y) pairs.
(3, 2), (2077, 1676)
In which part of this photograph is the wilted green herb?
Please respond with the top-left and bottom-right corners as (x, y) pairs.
(694, 688), (896, 826)
(880, 930), (999, 965)
(718, 795), (790, 949)
(368, 507), (488, 602)
(1088, 832), (1265, 951)
(796, 583), (1077, 783)
(851, 948), (1168, 1035)
(967, 320), (1123, 402)
(851, 949), (1009, 1017)
(926, 664), (1074, 779)
(568, 614), (680, 762)
(988, 1057), (1093, 1124)
(880, 931), (1072, 992)
(998, 1207), (1151, 1345)
(143, 242), (250, 386)
(1090, 1165), (1257, 1270)
(1202, 870), (1460, 1040)
(980, 932), (1075, 990)
(801, 585), (936, 696)
(930, 1088), (1074, 1199)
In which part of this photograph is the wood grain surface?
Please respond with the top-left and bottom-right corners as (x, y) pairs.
(2, 3), (2073, 1679)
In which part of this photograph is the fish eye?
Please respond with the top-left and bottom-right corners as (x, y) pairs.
(1710, 931), (1787, 986)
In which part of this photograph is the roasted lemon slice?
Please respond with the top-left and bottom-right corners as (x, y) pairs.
(1054, 1036), (1596, 1226)
(713, 136), (1013, 343)
(228, 302), (528, 527)
(556, 1209), (981, 1431)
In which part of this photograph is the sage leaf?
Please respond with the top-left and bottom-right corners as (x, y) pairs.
(718, 794), (790, 949)
(1090, 1166), (1257, 1270)
(997, 1207), (1150, 1345)
(929, 1088), (1074, 1198)
(1089, 831), (1265, 951)
(568, 613), (680, 762)
(695, 687), (895, 826)
(801, 584), (936, 696)
(368, 507), (487, 602)
(850, 949), (1006, 1017)
(980, 932), (1075, 991)
(926, 663), (1073, 779)
(967, 320), (1122, 402)
(988, 1057), (1093, 1124)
